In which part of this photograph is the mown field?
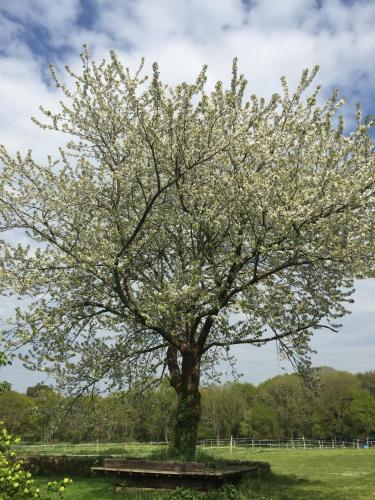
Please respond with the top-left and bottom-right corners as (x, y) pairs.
(34, 447), (375, 499)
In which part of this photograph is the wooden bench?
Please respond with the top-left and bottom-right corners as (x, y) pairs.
(91, 458), (270, 490)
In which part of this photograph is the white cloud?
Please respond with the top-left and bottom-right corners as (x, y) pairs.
(247, 0), (317, 30)
(0, 55), (64, 159)
(97, 0), (245, 47)
(1, 0), (80, 44)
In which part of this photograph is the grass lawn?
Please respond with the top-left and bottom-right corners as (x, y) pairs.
(219, 448), (375, 499)
(36, 448), (375, 499)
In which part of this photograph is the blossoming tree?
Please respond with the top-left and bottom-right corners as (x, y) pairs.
(0, 49), (374, 459)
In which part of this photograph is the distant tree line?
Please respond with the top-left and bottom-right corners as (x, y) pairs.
(1, 367), (374, 444)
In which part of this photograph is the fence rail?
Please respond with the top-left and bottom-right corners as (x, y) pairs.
(197, 437), (375, 451)
(12, 436), (375, 455)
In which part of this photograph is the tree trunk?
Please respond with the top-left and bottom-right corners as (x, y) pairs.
(172, 384), (201, 460)
(167, 345), (201, 460)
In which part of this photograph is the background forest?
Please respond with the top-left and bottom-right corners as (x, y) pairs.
(1, 367), (374, 444)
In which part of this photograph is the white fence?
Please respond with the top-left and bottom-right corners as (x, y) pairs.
(13, 436), (375, 455)
(198, 436), (375, 451)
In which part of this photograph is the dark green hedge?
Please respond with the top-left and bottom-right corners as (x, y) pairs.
(21, 454), (104, 477)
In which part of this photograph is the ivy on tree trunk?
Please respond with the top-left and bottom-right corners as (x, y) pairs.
(167, 346), (202, 459)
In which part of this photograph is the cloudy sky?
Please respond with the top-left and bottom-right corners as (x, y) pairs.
(0, 0), (374, 391)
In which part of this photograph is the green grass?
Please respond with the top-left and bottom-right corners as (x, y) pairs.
(218, 448), (375, 499)
(35, 448), (375, 499)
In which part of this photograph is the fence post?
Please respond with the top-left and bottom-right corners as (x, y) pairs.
(303, 436), (306, 449)
(96, 439), (99, 454)
(230, 436), (233, 454)
(252, 437), (255, 449)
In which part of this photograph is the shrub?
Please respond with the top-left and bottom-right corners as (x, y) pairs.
(0, 421), (72, 499)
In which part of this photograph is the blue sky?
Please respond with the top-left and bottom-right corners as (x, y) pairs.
(0, 0), (374, 390)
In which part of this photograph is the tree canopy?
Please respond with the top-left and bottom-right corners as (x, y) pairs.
(0, 49), (374, 457)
